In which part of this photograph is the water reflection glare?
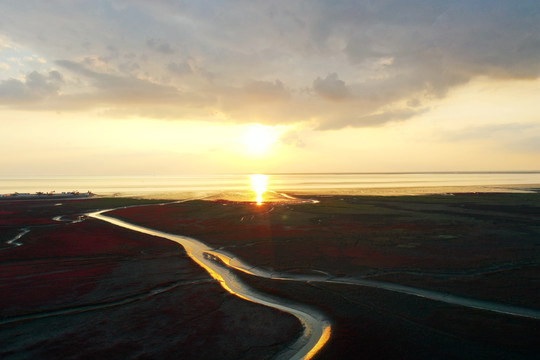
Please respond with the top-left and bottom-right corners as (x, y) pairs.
(250, 174), (268, 205)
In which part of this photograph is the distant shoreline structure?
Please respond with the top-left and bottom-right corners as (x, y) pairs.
(0, 191), (95, 200)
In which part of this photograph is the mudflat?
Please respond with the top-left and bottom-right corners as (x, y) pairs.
(1, 192), (539, 359)
(0, 198), (300, 360)
(110, 192), (540, 359)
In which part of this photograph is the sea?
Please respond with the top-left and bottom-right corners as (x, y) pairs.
(1, 172), (540, 198)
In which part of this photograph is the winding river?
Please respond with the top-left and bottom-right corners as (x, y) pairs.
(207, 248), (540, 320)
(3, 228), (30, 248)
(88, 210), (332, 360)
(87, 199), (540, 359)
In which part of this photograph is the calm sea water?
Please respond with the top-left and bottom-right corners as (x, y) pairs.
(1, 173), (540, 196)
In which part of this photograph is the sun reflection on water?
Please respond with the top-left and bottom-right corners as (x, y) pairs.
(250, 174), (268, 205)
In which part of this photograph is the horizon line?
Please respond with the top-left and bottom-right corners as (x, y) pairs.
(2, 170), (540, 178)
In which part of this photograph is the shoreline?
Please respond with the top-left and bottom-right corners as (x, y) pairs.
(2, 190), (539, 359)
(4, 183), (538, 203)
(286, 183), (540, 196)
(2, 183), (539, 206)
(125, 183), (540, 202)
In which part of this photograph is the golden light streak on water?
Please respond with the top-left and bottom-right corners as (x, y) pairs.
(89, 209), (333, 360)
(188, 251), (253, 302)
(250, 174), (268, 205)
(305, 324), (332, 360)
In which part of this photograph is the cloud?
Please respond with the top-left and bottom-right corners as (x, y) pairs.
(146, 38), (174, 54)
(342, 2), (540, 90)
(24, 55), (46, 64)
(407, 98), (421, 108)
(0, 70), (63, 104)
(313, 73), (349, 101)
(444, 123), (540, 142)
(243, 80), (289, 102)
(1, 1), (539, 129)
(441, 122), (540, 154)
(214, 79), (295, 124)
(0, 36), (16, 51)
(280, 130), (305, 147)
(316, 107), (429, 130)
(56, 59), (180, 104)
(167, 61), (193, 76)
(509, 136), (540, 153)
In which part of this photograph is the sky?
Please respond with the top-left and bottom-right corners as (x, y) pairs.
(1, 0), (540, 175)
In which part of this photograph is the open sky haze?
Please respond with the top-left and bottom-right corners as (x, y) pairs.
(1, 0), (540, 175)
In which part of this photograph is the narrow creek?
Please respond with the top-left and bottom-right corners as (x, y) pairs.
(88, 209), (332, 360)
(88, 198), (540, 359)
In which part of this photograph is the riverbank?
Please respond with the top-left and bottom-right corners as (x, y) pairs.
(0, 191), (95, 200)
(109, 192), (540, 358)
(2, 173), (540, 198)
(0, 198), (301, 359)
(1, 192), (539, 359)
(287, 183), (540, 196)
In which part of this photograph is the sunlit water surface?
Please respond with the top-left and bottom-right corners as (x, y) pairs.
(2, 172), (540, 203)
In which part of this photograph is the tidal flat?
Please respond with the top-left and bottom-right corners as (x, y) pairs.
(1, 192), (539, 359)
(110, 192), (540, 359)
(0, 198), (301, 360)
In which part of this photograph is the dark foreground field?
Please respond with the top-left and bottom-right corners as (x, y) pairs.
(110, 192), (540, 359)
(0, 198), (300, 360)
(1, 192), (539, 359)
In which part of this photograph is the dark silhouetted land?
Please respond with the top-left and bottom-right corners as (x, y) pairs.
(1, 192), (539, 359)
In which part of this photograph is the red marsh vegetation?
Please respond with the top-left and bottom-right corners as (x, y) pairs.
(0, 199), (302, 359)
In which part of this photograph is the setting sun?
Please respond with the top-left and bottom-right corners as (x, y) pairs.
(250, 174), (268, 205)
(3, 2), (540, 359)
(243, 124), (280, 156)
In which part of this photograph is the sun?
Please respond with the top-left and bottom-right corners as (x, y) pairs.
(250, 174), (268, 205)
(243, 124), (280, 156)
